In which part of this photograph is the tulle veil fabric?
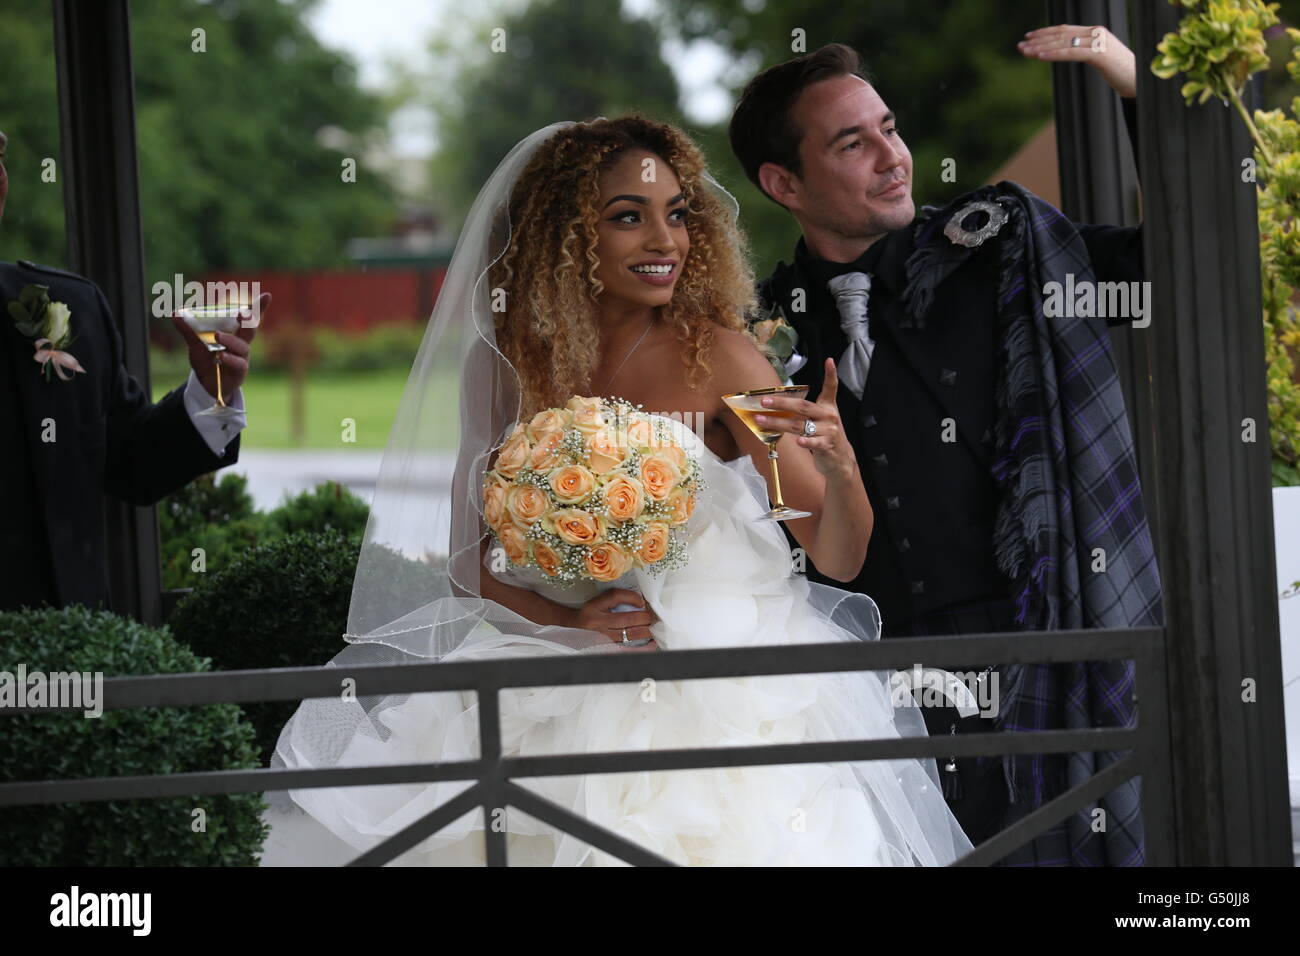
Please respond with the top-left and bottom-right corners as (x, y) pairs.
(267, 120), (974, 866)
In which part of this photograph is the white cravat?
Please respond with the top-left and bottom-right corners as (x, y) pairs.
(183, 369), (246, 457)
(826, 271), (875, 400)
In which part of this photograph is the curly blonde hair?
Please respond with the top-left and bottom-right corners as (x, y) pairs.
(489, 115), (756, 419)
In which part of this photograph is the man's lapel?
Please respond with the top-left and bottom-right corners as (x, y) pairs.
(2, 266), (68, 434)
(870, 234), (991, 463)
(1, 266), (78, 525)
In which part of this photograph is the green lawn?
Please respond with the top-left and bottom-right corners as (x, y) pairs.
(153, 367), (436, 449)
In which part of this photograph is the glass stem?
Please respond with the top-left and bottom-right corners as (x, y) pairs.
(214, 356), (225, 408)
(767, 442), (786, 508)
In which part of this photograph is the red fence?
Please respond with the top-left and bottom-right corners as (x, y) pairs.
(148, 266), (447, 346)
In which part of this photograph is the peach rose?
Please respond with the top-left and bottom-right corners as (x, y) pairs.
(494, 429), (532, 479)
(532, 538), (562, 577)
(636, 521), (671, 565)
(525, 407), (572, 442)
(585, 426), (629, 475)
(482, 474), (509, 528)
(602, 473), (646, 523)
(497, 522), (530, 566)
(567, 395), (607, 434)
(625, 417), (654, 451)
(658, 440), (688, 472)
(665, 487), (695, 526)
(529, 430), (565, 471)
(551, 508), (605, 547)
(584, 542), (633, 582)
(549, 463), (597, 504)
(505, 484), (548, 526)
(639, 454), (681, 501)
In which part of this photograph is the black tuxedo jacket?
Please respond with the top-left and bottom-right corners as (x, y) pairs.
(0, 259), (241, 613)
(758, 106), (1143, 632)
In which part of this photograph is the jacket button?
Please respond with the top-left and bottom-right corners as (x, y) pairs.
(899, 537), (911, 552)
(886, 496), (901, 510)
(862, 413), (877, 428)
(981, 428), (993, 444)
(911, 580), (925, 595)
(873, 453), (888, 468)
(939, 368), (957, 387)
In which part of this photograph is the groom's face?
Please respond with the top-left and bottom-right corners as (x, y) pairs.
(780, 75), (914, 242)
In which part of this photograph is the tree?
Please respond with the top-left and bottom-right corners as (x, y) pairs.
(0, 0), (399, 313)
(419, 0), (683, 223)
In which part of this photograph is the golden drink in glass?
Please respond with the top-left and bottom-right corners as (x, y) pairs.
(722, 385), (813, 521)
(176, 303), (248, 422)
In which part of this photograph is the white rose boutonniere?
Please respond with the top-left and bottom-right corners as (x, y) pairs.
(7, 283), (86, 382)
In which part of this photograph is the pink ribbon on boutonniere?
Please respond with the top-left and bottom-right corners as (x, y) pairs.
(32, 338), (87, 381)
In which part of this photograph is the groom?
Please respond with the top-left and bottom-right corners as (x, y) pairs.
(0, 126), (260, 614)
(729, 36), (1160, 865)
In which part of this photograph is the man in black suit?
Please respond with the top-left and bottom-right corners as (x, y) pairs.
(729, 30), (1149, 860)
(0, 127), (267, 614)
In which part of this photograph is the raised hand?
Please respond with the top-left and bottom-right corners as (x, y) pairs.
(1018, 24), (1137, 99)
(171, 292), (270, 403)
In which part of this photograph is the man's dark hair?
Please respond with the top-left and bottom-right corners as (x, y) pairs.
(728, 43), (874, 205)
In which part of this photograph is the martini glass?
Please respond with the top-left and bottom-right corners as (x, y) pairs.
(722, 384), (813, 521)
(176, 303), (248, 422)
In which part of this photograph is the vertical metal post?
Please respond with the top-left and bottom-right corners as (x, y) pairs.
(51, 0), (160, 624)
(478, 685), (509, 866)
(1132, 1), (1292, 864)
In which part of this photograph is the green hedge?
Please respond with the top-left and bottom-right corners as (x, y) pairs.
(165, 530), (446, 766)
(165, 531), (361, 765)
(159, 474), (368, 591)
(0, 605), (268, 866)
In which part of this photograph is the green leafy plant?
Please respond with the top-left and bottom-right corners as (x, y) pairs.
(0, 605), (268, 866)
(1154, 0), (1300, 479)
(159, 472), (271, 591)
(165, 529), (445, 765)
(267, 480), (371, 539)
(165, 531), (361, 764)
(159, 475), (371, 591)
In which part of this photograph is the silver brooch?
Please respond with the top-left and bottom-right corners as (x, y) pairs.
(943, 199), (1009, 248)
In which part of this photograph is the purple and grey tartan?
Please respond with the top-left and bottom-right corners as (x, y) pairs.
(903, 182), (1163, 866)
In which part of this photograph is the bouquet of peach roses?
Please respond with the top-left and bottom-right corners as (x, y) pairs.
(482, 395), (702, 586)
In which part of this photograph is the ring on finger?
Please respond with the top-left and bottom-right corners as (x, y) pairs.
(1070, 35), (1081, 47)
(621, 627), (629, 643)
(802, 418), (817, 438)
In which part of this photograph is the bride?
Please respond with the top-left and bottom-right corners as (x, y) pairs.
(267, 115), (974, 866)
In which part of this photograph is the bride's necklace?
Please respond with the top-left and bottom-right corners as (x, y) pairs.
(595, 317), (654, 395)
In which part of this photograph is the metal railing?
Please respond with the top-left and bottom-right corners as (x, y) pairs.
(0, 627), (1172, 866)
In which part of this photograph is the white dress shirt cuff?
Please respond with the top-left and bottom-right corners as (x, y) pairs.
(183, 368), (246, 457)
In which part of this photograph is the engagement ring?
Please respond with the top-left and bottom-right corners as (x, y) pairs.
(802, 418), (817, 438)
(621, 628), (630, 643)
(1070, 36), (1081, 47)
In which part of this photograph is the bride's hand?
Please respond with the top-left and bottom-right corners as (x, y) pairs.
(572, 588), (660, 650)
(1017, 25), (1136, 98)
(754, 358), (857, 483)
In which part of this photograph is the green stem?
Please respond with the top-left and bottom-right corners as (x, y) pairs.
(1225, 83), (1274, 169)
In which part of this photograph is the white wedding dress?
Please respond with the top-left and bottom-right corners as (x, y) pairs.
(266, 413), (974, 866)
